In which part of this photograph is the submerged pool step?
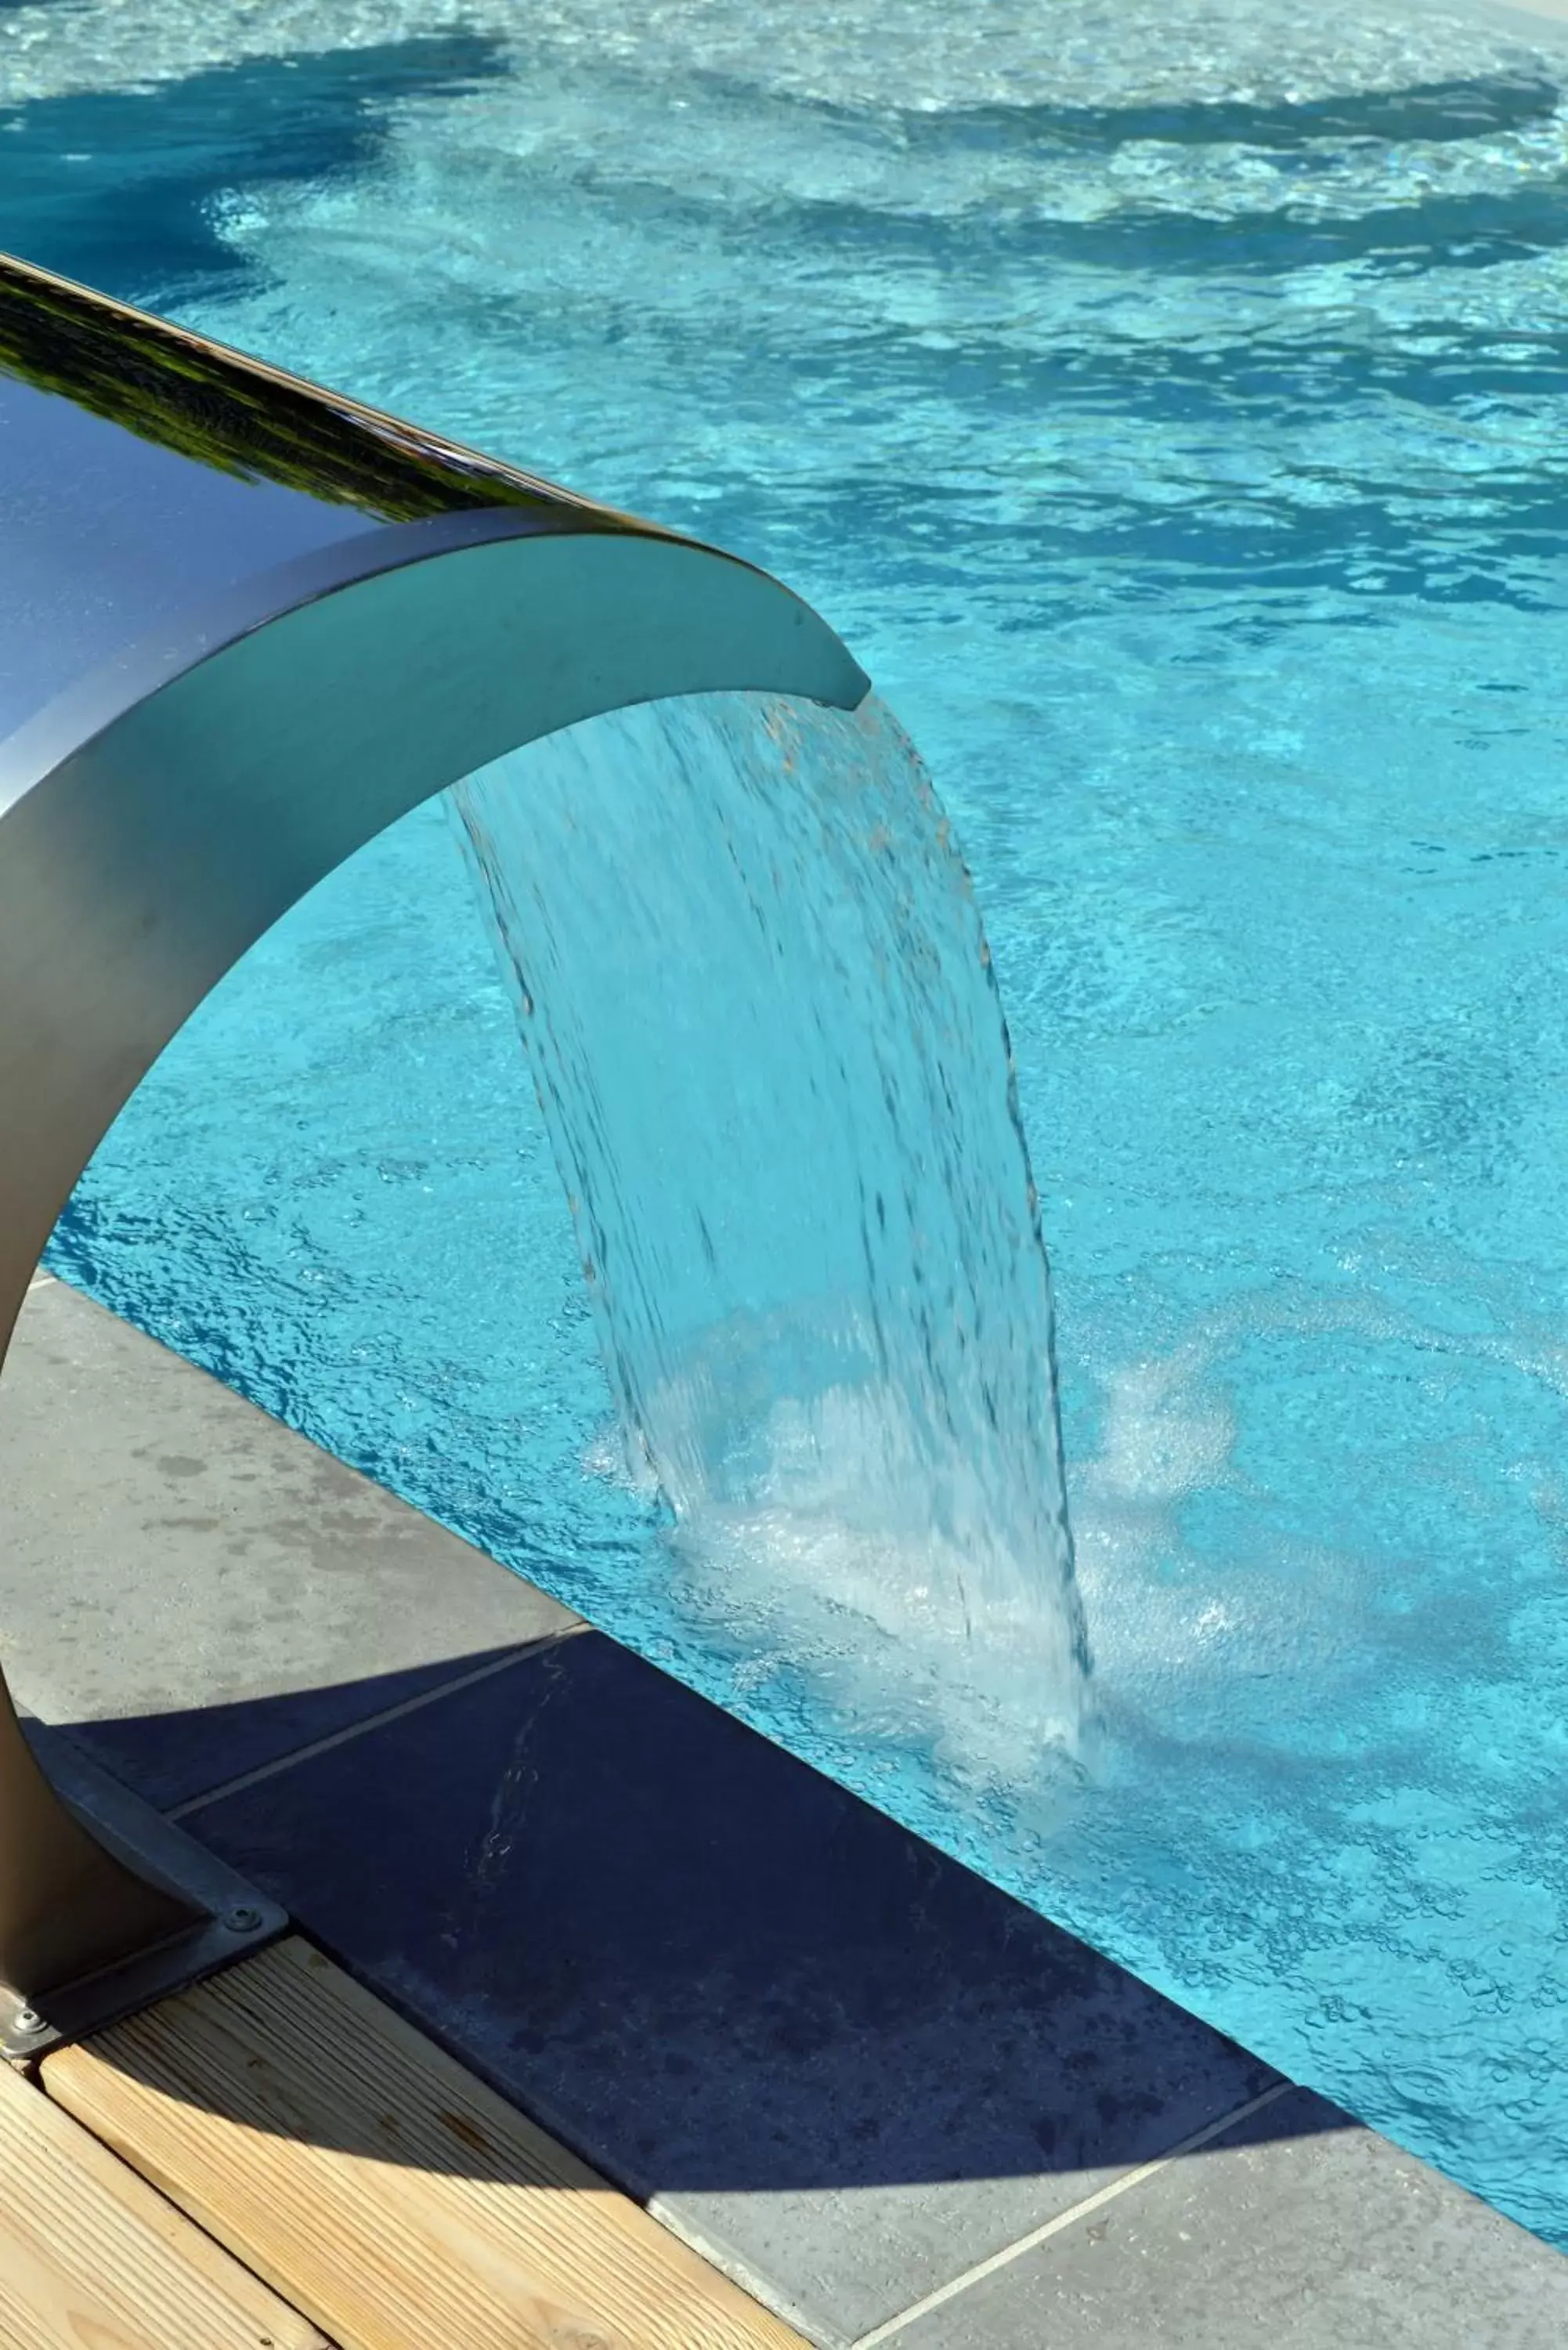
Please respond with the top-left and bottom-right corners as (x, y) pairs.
(43, 1933), (809, 2350)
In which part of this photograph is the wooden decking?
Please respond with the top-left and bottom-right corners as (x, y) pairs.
(0, 2034), (322, 2349)
(13, 1936), (807, 2350)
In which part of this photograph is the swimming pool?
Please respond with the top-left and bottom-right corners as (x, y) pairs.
(10, 0), (1568, 2247)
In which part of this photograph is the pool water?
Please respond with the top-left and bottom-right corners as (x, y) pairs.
(11, 0), (1568, 2243)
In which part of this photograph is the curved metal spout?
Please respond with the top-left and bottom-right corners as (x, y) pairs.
(0, 249), (869, 2034)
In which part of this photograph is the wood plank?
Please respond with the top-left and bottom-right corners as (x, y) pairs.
(0, 2046), (324, 2350)
(45, 1935), (811, 2350)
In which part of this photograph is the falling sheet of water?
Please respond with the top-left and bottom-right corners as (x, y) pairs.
(450, 690), (1088, 1778)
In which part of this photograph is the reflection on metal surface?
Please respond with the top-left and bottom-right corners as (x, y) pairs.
(0, 246), (631, 526)
(0, 250), (869, 2029)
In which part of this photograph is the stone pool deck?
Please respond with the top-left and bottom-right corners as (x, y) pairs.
(2, 1271), (1566, 2348)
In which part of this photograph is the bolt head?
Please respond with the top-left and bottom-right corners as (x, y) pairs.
(224, 1905), (265, 1934)
(12, 2006), (43, 2036)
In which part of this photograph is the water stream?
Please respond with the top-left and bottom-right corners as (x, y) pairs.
(450, 689), (1088, 1778)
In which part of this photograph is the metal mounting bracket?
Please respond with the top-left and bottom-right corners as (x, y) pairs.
(0, 1721), (284, 2059)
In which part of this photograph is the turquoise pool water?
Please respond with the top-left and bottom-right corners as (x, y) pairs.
(10, 0), (1568, 2243)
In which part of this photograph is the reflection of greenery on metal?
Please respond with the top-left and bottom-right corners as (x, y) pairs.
(0, 250), (634, 529)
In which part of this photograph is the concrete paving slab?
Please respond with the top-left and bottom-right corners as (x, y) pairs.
(8, 1282), (1564, 2348)
(0, 1278), (577, 1806)
(184, 1628), (1283, 2348)
(878, 2085), (1568, 2350)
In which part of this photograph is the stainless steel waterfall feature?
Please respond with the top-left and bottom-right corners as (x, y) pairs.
(0, 249), (869, 2048)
